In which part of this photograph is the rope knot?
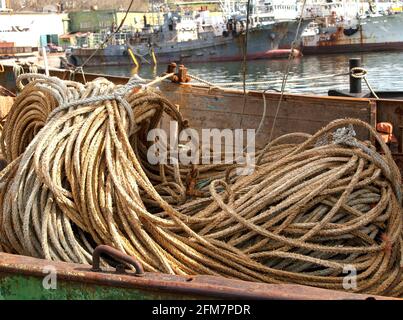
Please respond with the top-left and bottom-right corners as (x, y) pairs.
(333, 124), (357, 146)
(350, 67), (367, 79)
(113, 90), (125, 100)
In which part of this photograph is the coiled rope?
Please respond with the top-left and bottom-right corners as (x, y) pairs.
(0, 75), (401, 297)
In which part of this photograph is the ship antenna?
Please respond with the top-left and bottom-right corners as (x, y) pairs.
(74, 0), (135, 73)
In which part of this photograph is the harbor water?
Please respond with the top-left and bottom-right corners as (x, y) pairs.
(84, 51), (403, 95)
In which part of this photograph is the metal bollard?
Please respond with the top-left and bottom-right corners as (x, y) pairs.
(349, 58), (362, 94)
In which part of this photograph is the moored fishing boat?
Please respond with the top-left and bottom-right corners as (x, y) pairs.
(299, 0), (403, 54)
(67, 3), (309, 67)
(302, 12), (403, 54)
(66, 22), (301, 67)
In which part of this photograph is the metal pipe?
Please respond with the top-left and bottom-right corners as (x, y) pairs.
(349, 58), (362, 94)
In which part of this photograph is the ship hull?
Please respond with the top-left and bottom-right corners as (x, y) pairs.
(301, 13), (403, 54)
(68, 21), (301, 67)
(278, 19), (312, 49)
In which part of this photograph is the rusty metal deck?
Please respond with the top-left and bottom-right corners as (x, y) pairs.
(0, 252), (393, 300)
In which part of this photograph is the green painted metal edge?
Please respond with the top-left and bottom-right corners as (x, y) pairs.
(0, 274), (192, 300)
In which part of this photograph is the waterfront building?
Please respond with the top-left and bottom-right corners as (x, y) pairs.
(0, 11), (68, 48)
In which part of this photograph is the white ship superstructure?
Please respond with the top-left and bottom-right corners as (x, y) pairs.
(0, 11), (66, 48)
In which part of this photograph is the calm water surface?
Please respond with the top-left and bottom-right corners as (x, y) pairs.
(85, 51), (403, 95)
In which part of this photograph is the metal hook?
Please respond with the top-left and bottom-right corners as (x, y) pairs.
(91, 245), (144, 276)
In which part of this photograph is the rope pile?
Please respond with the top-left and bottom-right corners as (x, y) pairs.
(0, 74), (401, 297)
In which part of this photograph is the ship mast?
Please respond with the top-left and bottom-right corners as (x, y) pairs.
(150, 0), (155, 27)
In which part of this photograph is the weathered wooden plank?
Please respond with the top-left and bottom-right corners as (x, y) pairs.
(159, 82), (373, 147)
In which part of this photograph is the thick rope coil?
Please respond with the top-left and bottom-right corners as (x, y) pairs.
(0, 75), (401, 297)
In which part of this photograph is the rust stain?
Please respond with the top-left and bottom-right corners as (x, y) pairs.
(317, 26), (353, 47)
